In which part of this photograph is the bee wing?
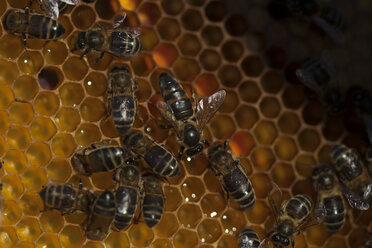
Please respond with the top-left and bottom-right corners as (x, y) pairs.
(112, 13), (127, 28)
(41, 0), (59, 19)
(296, 205), (326, 232)
(267, 182), (282, 224)
(155, 101), (178, 129)
(61, 0), (78, 4)
(259, 238), (272, 248)
(312, 16), (346, 43)
(340, 184), (369, 210)
(295, 68), (323, 96)
(196, 90), (226, 131)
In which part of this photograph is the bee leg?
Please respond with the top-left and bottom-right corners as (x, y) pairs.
(292, 239), (295, 248)
(22, 33), (27, 47)
(80, 49), (90, 59)
(223, 139), (230, 149)
(177, 146), (185, 161)
(93, 52), (105, 64)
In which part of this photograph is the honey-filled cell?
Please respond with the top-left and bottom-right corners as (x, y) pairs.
(13, 76), (39, 101)
(200, 193), (226, 218)
(26, 142), (51, 167)
(71, 5), (96, 29)
(22, 166), (47, 191)
(173, 229), (199, 248)
(220, 209), (246, 236)
(9, 101), (34, 125)
(36, 233), (62, 248)
(2, 200), (22, 225)
(46, 158), (72, 182)
(34, 92), (60, 116)
(157, 18), (180, 41)
(0, 34), (24, 59)
(181, 177), (205, 203)
(59, 225), (86, 248)
(153, 43), (179, 67)
(177, 203), (202, 228)
(17, 51), (43, 74)
(15, 217), (42, 242)
(62, 57), (89, 81)
(128, 223), (154, 247)
(30, 116), (57, 141)
(6, 125), (31, 149)
(0, 59), (18, 85)
(19, 192), (44, 216)
(55, 107), (81, 132)
(197, 219), (222, 243)
(153, 213), (179, 238)
(83, 71), (107, 97)
(105, 232), (130, 248)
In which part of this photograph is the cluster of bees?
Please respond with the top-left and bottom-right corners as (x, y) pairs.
(1, 0), (372, 247)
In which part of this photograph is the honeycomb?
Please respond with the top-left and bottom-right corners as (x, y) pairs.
(0, 0), (372, 247)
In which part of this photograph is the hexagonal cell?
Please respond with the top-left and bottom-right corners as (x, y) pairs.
(0, 59), (19, 85)
(140, 27), (159, 52)
(71, 5), (96, 29)
(36, 233), (62, 248)
(34, 91), (60, 116)
(173, 229), (199, 248)
(157, 18), (180, 41)
(261, 70), (285, 93)
(3, 150), (28, 175)
(80, 97), (106, 122)
(19, 191), (43, 216)
(241, 55), (264, 77)
(219, 90), (238, 113)
(63, 57), (89, 81)
(6, 125), (31, 149)
(200, 193), (226, 218)
(177, 34), (201, 56)
(194, 73), (219, 97)
(271, 162), (296, 188)
(47, 158), (72, 182)
(75, 123), (101, 146)
(13, 76), (39, 101)
(0, 34), (24, 59)
(105, 231), (130, 248)
(181, 177), (205, 203)
(274, 136), (298, 161)
(234, 105), (259, 130)
(322, 116), (344, 141)
(40, 210), (65, 233)
(295, 154), (317, 178)
(84, 71), (107, 97)
(184, 154), (209, 175)
(209, 114), (236, 140)
(0, 110), (9, 135)
(251, 146), (275, 171)
(95, 0), (120, 20)
(55, 107), (81, 132)
(26, 142), (51, 167)
(173, 58), (200, 81)
(218, 65), (242, 88)
(230, 131), (255, 157)
(153, 212), (179, 238)
(221, 40), (244, 62)
(225, 15), (248, 36)
(2, 200), (21, 225)
(164, 186), (182, 211)
(259, 97), (281, 118)
(38, 66), (64, 90)
(43, 41), (68, 65)
(138, 2), (161, 25)
(131, 53), (155, 76)
(59, 83), (84, 106)
(220, 209), (246, 236)
(59, 225), (85, 248)
(199, 49), (221, 71)
(218, 235), (238, 248)
(22, 167), (47, 191)
(205, 0), (227, 22)
(161, 0), (184, 15)
(177, 203), (202, 228)
(197, 219), (222, 243)
(17, 51), (43, 74)
(30, 116), (57, 141)
(0, 85), (15, 109)
(9, 101), (34, 125)
(2, 175), (24, 200)
(278, 112), (301, 134)
(264, 45), (287, 69)
(298, 129), (321, 152)
(153, 43), (179, 67)
(239, 80), (261, 103)
(201, 25), (223, 46)
(128, 223), (154, 247)
(245, 199), (271, 224)
(51, 133), (77, 157)
(16, 217), (41, 242)
(254, 120), (278, 145)
(302, 100), (324, 125)
(181, 9), (203, 31)
(251, 173), (271, 199)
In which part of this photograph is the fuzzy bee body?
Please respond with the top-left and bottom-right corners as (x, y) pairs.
(83, 190), (116, 241)
(312, 165), (346, 233)
(238, 227), (260, 248)
(208, 142), (255, 209)
(123, 130), (180, 178)
(107, 65), (137, 135)
(71, 142), (131, 176)
(2, 8), (65, 42)
(141, 174), (165, 228)
(113, 164), (141, 230)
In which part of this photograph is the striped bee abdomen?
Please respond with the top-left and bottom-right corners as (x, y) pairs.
(114, 187), (138, 230)
(224, 168), (255, 209)
(285, 194), (312, 221)
(323, 196), (345, 233)
(142, 194), (164, 228)
(238, 227), (260, 248)
(111, 95), (136, 135)
(144, 145), (180, 178)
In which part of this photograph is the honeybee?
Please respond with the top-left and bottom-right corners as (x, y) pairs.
(141, 174), (165, 228)
(106, 65), (138, 135)
(122, 130), (180, 178)
(2, 8), (66, 45)
(39, 182), (97, 214)
(83, 190), (115, 241)
(71, 142), (132, 176)
(264, 191), (325, 248)
(207, 141), (255, 209)
(37, 0), (77, 19)
(156, 73), (226, 159)
(330, 144), (372, 210)
(112, 163), (141, 230)
(295, 52), (344, 115)
(238, 227), (260, 248)
(71, 13), (142, 63)
(312, 164), (346, 233)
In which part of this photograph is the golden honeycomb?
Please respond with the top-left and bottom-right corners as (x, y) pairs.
(0, 0), (372, 247)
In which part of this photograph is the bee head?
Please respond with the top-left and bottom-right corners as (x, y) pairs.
(271, 233), (290, 247)
(184, 124), (200, 147)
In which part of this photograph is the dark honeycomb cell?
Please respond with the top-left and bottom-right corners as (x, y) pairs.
(261, 70), (285, 93)
(173, 58), (200, 81)
(205, 1), (227, 22)
(235, 105), (259, 130)
(225, 15), (248, 36)
(71, 5), (96, 29)
(153, 43), (179, 67)
(161, 0), (184, 15)
(95, 0), (120, 20)
(219, 90), (239, 113)
(157, 18), (180, 41)
(186, 0), (205, 7)
(264, 45), (287, 69)
(259, 97), (281, 118)
(221, 40), (244, 62)
(199, 49), (221, 71)
(282, 85), (306, 109)
(201, 26), (224, 46)
(138, 2), (161, 25)
(181, 9), (204, 31)
(241, 55), (264, 77)
(177, 34), (202, 56)
(218, 65), (242, 88)
(254, 120), (278, 145)
(38, 67), (64, 90)
(239, 80), (261, 103)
